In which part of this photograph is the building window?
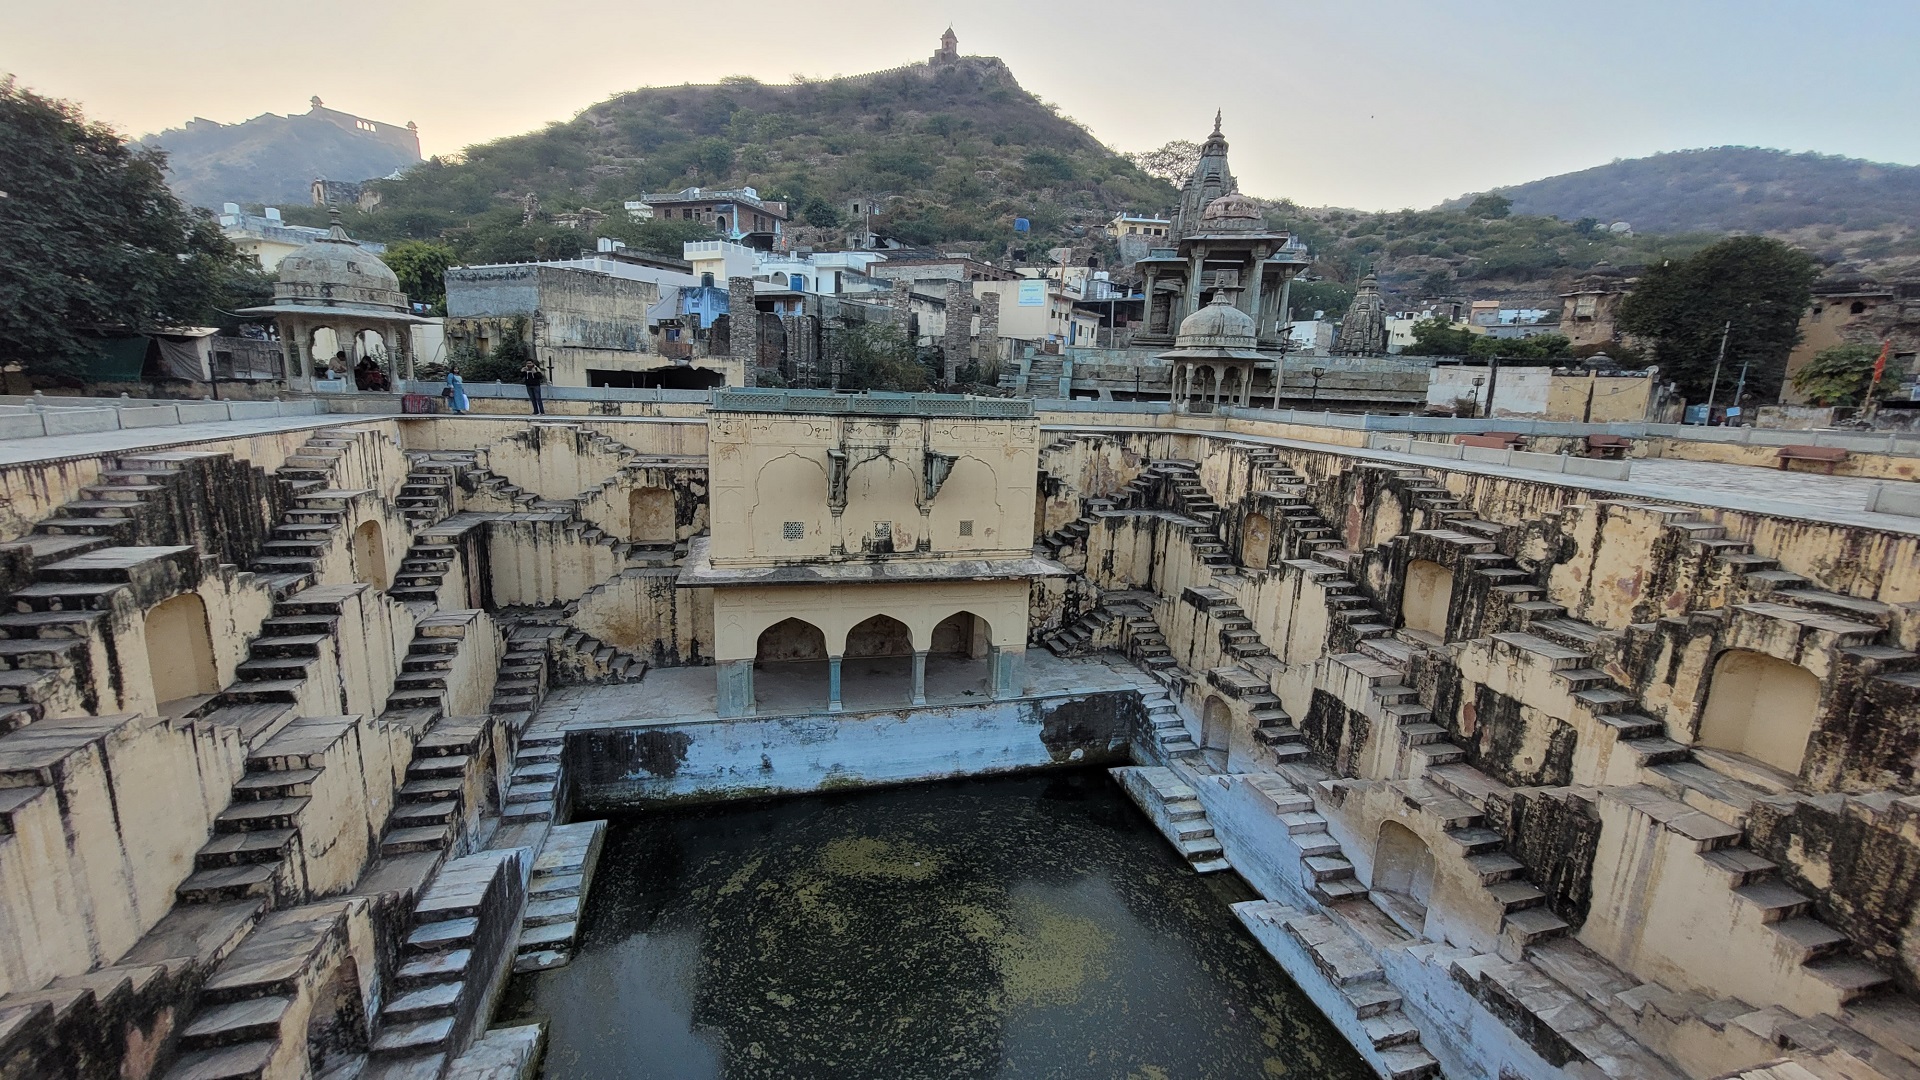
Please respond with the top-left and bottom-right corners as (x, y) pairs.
(873, 522), (891, 540)
(783, 521), (804, 541)
(958, 520), (973, 537)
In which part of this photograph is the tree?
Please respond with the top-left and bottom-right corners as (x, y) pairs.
(1126, 140), (1202, 185)
(838, 323), (929, 391)
(1790, 343), (1878, 406)
(1616, 235), (1818, 400)
(0, 78), (249, 375)
(381, 240), (456, 313)
(466, 320), (532, 382)
(1419, 269), (1453, 297)
(597, 216), (718, 256)
(1466, 193), (1513, 219)
(1289, 279), (1356, 321)
(1403, 318), (1478, 356)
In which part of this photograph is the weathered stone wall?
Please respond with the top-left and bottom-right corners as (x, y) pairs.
(567, 689), (1141, 808)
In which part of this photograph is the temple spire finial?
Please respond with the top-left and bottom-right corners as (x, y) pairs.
(1212, 109), (1222, 136)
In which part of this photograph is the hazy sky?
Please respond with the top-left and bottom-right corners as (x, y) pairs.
(7, 0), (1917, 209)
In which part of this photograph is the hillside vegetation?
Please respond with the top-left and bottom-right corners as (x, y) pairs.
(280, 58), (1174, 264)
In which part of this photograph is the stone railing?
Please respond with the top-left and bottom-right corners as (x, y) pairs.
(712, 388), (1034, 418)
(0, 394), (324, 439)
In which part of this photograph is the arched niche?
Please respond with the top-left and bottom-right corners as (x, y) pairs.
(1373, 820), (1435, 913)
(146, 592), (219, 710)
(1240, 512), (1272, 570)
(1202, 695), (1232, 769)
(1401, 559), (1454, 640)
(351, 520), (388, 590)
(1698, 649), (1821, 775)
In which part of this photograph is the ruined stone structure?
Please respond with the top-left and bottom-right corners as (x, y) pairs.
(1783, 266), (1920, 405)
(1559, 262), (1637, 352)
(3, 388), (1920, 1080)
(1336, 272), (1389, 356)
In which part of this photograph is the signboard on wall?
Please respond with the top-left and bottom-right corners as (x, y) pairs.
(1018, 280), (1045, 307)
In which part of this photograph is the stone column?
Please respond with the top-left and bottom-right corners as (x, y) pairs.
(942, 281), (970, 381)
(977, 290), (1000, 363)
(890, 279), (914, 329)
(717, 659), (754, 718)
(1246, 262), (1265, 337)
(828, 656), (844, 713)
(912, 650), (928, 705)
(990, 646), (1023, 699)
(728, 277), (758, 386)
(1183, 248), (1206, 322)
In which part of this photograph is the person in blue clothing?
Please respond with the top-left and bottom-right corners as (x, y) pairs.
(443, 365), (470, 414)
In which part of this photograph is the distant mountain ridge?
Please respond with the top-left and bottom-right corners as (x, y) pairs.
(141, 99), (421, 210)
(1452, 147), (1920, 264)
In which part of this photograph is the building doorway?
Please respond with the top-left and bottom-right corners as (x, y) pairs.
(754, 618), (829, 713)
(842, 614), (914, 710)
(1698, 649), (1821, 776)
(928, 610), (992, 701)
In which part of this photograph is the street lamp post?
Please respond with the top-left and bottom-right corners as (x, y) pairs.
(1309, 366), (1325, 405)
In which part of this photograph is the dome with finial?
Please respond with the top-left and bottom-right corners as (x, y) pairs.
(273, 208), (408, 312)
(1175, 290), (1258, 349)
(1199, 191), (1262, 231)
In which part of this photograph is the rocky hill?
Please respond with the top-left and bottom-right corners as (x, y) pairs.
(141, 103), (421, 210)
(1453, 147), (1920, 266)
(287, 56), (1174, 265)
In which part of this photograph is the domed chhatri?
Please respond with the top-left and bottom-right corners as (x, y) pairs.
(1176, 290), (1259, 350)
(239, 207), (428, 391)
(273, 210), (408, 313)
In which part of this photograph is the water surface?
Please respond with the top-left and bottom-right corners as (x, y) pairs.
(500, 771), (1368, 1080)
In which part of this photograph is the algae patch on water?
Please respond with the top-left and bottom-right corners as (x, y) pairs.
(990, 894), (1114, 1007)
(817, 835), (943, 881)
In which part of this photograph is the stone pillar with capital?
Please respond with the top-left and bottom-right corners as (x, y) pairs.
(912, 650), (928, 705)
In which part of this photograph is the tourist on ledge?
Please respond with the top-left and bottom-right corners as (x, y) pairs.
(522, 359), (546, 414)
(442, 366), (469, 414)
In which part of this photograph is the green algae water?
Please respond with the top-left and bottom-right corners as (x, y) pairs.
(500, 771), (1370, 1080)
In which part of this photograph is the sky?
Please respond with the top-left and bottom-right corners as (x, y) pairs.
(7, 0), (1919, 210)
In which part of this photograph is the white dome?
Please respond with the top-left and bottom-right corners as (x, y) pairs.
(1175, 293), (1257, 349)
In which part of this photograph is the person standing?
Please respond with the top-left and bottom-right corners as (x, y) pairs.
(522, 359), (546, 414)
(443, 365), (469, 414)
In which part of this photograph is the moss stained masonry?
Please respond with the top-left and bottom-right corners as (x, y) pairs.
(3, 399), (1920, 1079)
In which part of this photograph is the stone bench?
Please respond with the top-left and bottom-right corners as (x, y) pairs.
(1584, 434), (1633, 459)
(1776, 444), (1848, 473)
